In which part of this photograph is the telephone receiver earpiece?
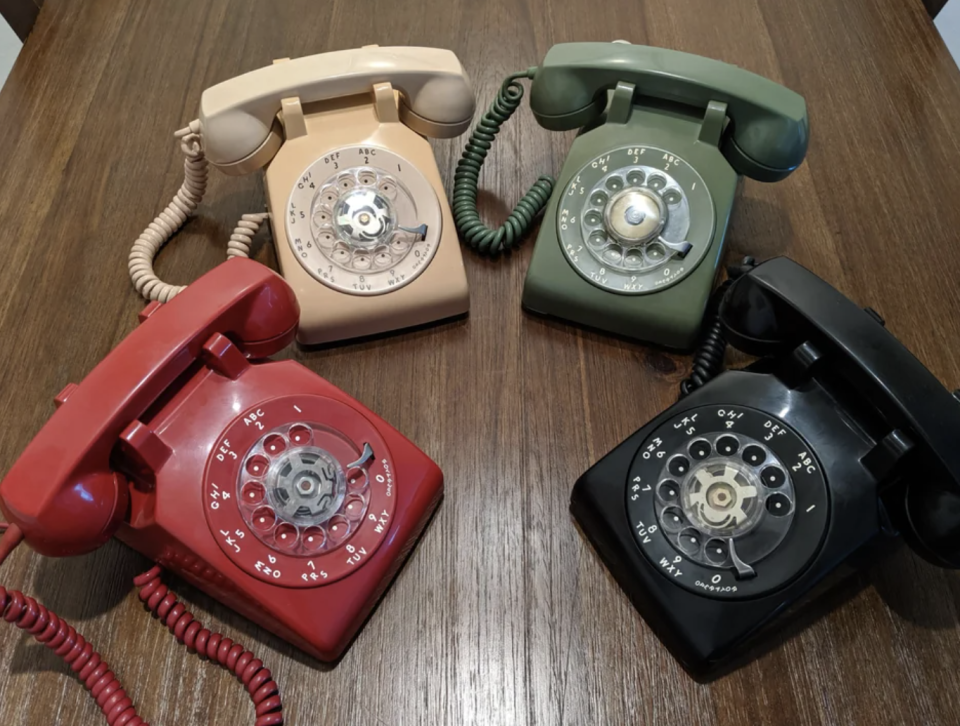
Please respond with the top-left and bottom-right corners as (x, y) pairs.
(0, 259), (299, 557)
(718, 266), (806, 356)
(198, 46), (476, 174)
(903, 476), (960, 568)
(528, 42), (809, 182)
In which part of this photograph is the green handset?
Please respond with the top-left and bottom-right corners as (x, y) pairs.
(453, 42), (809, 349)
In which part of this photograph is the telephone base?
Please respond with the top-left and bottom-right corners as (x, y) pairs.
(266, 88), (469, 346)
(522, 104), (738, 350)
(571, 366), (895, 677)
(294, 281), (469, 346)
(521, 270), (709, 351)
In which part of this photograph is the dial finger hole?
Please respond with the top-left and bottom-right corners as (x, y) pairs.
(252, 506), (276, 533)
(321, 189), (339, 206)
(375, 252), (392, 268)
(657, 480), (680, 504)
(661, 506), (687, 532)
(587, 231), (607, 248)
(626, 169), (645, 186)
(288, 425), (313, 447)
(358, 171), (377, 186)
(678, 528), (701, 554)
(742, 445), (766, 466)
(346, 467), (367, 491)
(584, 210), (603, 226)
(602, 245), (623, 265)
(302, 526), (327, 553)
(317, 231), (336, 248)
(241, 481), (265, 506)
(761, 466), (787, 488)
(766, 492), (792, 517)
(668, 455), (690, 477)
(590, 191), (608, 207)
(343, 495), (366, 521)
(689, 440), (711, 460)
(332, 248), (350, 264)
(353, 255), (371, 270)
(662, 189), (683, 206)
(647, 175), (666, 191)
(390, 234), (411, 253)
(623, 250), (644, 268)
(263, 434), (286, 457)
(605, 176), (624, 192)
(314, 211), (332, 226)
(337, 174), (356, 191)
(274, 523), (299, 551)
(643, 242), (667, 263)
(245, 455), (269, 477)
(326, 515), (350, 545)
(705, 538), (729, 565)
(379, 180), (397, 198)
(716, 435), (739, 456)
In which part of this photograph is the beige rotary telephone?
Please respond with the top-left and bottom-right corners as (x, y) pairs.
(130, 46), (474, 345)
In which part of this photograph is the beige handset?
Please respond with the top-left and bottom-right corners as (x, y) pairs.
(130, 46), (474, 344)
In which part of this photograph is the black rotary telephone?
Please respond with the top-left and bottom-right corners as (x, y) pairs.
(570, 257), (960, 679)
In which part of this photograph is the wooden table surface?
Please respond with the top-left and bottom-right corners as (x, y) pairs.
(1, 0), (959, 724)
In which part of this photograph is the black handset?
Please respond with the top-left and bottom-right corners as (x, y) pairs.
(720, 258), (960, 567)
(570, 257), (960, 678)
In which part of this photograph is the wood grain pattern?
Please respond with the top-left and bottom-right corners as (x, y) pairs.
(0, 0), (958, 724)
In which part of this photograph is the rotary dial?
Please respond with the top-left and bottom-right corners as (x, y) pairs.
(238, 422), (376, 558)
(203, 396), (397, 588)
(656, 432), (796, 578)
(558, 146), (715, 294)
(285, 146), (441, 295)
(626, 405), (829, 599)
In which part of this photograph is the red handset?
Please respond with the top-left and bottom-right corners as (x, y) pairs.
(0, 258), (444, 724)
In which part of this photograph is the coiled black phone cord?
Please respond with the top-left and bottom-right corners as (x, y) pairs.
(679, 257), (757, 397)
(452, 70), (555, 256)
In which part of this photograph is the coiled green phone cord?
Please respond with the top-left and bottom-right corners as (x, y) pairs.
(452, 70), (555, 256)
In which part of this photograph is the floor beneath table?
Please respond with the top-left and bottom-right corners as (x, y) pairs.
(0, 18), (20, 86)
(939, 0), (960, 61)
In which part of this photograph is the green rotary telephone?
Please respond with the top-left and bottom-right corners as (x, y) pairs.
(454, 42), (809, 350)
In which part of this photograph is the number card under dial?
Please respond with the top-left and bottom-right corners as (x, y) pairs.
(626, 404), (829, 599)
(203, 395), (397, 588)
(285, 146), (442, 296)
(558, 146), (715, 295)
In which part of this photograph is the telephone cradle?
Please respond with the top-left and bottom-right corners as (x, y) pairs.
(0, 258), (444, 724)
(571, 257), (960, 678)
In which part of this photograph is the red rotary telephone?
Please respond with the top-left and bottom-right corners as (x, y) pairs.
(0, 258), (443, 725)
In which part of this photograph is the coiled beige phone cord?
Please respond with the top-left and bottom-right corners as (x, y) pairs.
(128, 120), (269, 302)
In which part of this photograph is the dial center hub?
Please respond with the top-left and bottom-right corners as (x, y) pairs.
(707, 483), (735, 509)
(334, 189), (396, 248)
(605, 188), (665, 245)
(295, 476), (318, 497)
(267, 445), (346, 526)
(683, 460), (762, 535)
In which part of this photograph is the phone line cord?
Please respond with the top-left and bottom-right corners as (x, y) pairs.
(452, 70), (554, 256)
(226, 213), (270, 259)
(0, 563), (284, 726)
(679, 257), (757, 396)
(128, 121), (209, 303)
(679, 280), (732, 396)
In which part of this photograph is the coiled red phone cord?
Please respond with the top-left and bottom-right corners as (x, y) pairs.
(0, 563), (284, 725)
